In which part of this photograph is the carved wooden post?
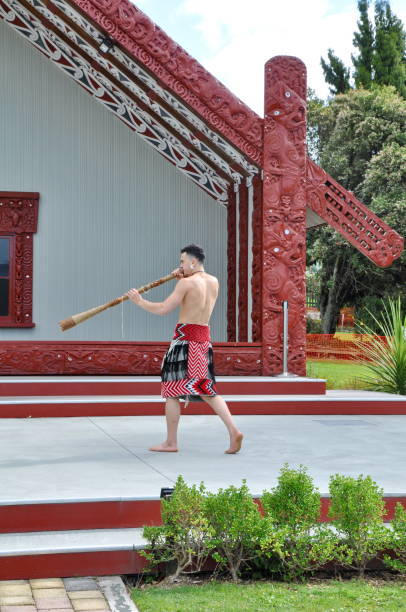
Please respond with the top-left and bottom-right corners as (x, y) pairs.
(251, 174), (263, 342)
(227, 184), (237, 342)
(261, 57), (307, 376)
(238, 182), (249, 341)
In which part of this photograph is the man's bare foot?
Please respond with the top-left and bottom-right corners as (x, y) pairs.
(225, 432), (243, 454)
(149, 442), (178, 452)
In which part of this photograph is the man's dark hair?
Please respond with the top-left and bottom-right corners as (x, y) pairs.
(181, 243), (205, 263)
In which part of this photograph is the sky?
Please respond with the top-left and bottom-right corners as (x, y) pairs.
(132, 0), (406, 116)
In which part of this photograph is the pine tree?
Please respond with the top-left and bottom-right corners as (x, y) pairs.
(320, 49), (351, 95)
(373, 0), (406, 97)
(352, 0), (374, 88)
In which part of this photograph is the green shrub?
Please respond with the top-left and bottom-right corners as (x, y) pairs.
(355, 296), (406, 395)
(261, 465), (346, 582)
(203, 481), (275, 582)
(329, 473), (390, 577)
(140, 475), (211, 581)
(384, 502), (406, 573)
(262, 464), (320, 533)
(356, 295), (406, 335)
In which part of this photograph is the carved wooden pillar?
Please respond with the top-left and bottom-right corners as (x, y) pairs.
(238, 182), (249, 341)
(227, 184), (237, 341)
(251, 174), (263, 342)
(261, 57), (307, 376)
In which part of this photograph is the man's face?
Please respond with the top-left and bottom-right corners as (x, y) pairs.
(180, 252), (194, 276)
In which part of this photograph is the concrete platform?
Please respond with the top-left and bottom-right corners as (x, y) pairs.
(0, 412), (405, 578)
(0, 413), (405, 502)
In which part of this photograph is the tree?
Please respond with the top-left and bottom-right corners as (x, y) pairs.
(352, 0), (374, 89)
(373, 0), (406, 97)
(320, 49), (351, 95)
(307, 87), (406, 333)
(321, 0), (406, 99)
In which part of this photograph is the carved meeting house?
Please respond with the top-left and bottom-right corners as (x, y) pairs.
(0, 0), (403, 377)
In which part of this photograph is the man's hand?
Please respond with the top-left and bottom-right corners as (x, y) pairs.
(171, 267), (184, 279)
(127, 288), (143, 305)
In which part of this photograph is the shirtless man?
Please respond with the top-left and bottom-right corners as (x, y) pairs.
(127, 244), (243, 454)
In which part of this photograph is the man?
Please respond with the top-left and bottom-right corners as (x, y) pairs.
(127, 244), (243, 454)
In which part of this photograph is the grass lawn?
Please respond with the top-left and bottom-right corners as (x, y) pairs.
(306, 359), (371, 390)
(131, 578), (406, 611)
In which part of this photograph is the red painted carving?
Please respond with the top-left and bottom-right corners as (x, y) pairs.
(227, 185), (237, 342)
(238, 182), (248, 341)
(0, 192), (39, 328)
(251, 175), (263, 342)
(0, 193), (39, 233)
(306, 160), (404, 267)
(261, 57), (307, 376)
(70, 0), (263, 165)
(0, 342), (262, 376)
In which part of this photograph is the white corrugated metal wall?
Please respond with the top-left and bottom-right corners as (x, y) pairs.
(0, 19), (227, 342)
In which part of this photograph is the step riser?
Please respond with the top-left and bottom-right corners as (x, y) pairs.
(1, 497), (404, 533)
(0, 550), (147, 580)
(1, 400), (405, 417)
(0, 381), (326, 396)
(0, 500), (161, 533)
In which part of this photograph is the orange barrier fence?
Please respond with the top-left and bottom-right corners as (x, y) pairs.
(306, 333), (386, 361)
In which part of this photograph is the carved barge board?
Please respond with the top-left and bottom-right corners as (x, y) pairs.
(306, 159), (404, 268)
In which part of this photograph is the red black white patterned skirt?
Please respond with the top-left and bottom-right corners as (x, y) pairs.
(161, 323), (217, 401)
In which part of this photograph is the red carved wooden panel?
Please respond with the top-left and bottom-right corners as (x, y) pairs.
(261, 57), (307, 376)
(227, 185), (237, 342)
(70, 0), (263, 166)
(251, 174), (263, 342)
(0, 192), (39, 328)
(238, 182), (248, 341)
(306, 160), (404, 267)
(0, 342), (262, 376)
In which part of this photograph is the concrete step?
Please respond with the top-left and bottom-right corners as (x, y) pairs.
(0, 390), (405, 417)
(0, 375), (326, 396)
(0, 527), (146, 579)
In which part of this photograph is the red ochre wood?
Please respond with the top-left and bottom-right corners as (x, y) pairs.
(261, 57), (307, 377)
(70, 0), (263, 166)
(227, 185), (237, 342)
(238, 182), (249, 341)
(0, 341), (261, 376)
(0, 192), (39, 329)
(251, 174), (263, 342)
(1, 397), (405, 418)
(0, 550), (147, 580)
(306, 159), (404, 268)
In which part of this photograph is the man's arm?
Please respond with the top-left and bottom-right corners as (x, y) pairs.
(127, 279), (188, 315)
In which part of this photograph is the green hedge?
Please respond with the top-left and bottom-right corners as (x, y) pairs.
(140, 466), (405, 583)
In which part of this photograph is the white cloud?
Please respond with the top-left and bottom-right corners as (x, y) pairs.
(176, 0), (405, 114)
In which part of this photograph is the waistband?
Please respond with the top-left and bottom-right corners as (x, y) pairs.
(173, 323), (211, 342)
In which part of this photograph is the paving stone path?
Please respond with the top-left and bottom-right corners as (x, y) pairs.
(0, 576), (138, 612)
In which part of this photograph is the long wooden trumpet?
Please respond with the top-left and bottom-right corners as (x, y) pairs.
(58, 272), (177, 332)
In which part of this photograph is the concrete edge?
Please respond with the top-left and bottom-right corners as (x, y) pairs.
(97, 575), (140, 612)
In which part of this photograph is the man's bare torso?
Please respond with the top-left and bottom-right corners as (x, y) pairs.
(178, 272), (219, 325)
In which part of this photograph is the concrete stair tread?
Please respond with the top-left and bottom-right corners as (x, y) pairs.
(0, 390), (404, 403)
(0, 375), (321, 383)
(0, 527), (146, 556)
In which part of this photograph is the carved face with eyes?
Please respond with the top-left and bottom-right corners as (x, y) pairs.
(265, 82), (305, 131)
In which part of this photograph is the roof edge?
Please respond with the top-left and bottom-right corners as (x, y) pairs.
(69, 0), (263, 165)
